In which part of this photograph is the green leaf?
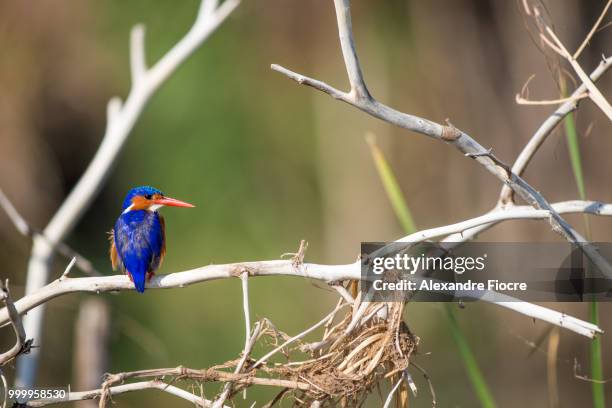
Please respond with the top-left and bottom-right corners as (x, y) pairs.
(446, 305), (497, 408)
(561, 85), (604, 407)
(367, 136), (417, 234)
(590, 302), (605, 408)
(564, 112), (586, 199)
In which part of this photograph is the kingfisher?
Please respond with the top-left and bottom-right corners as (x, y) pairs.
(109, 186), (195, 293)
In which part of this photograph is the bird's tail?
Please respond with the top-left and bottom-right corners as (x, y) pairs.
(134, 275), (146, 293)
(128, 269), (147, 293)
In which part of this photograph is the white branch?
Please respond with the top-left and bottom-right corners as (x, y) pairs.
(332, 0), (370, 100)
(271, 0), (612, 280)
(1, 369), (7, 408)
(2, 200), (611, 340)
(574, 0), (612, 59)
(1, 261), (357, 328)
(399, 200), (612, 244)
(0, 281), (28, 366)
(544, 27), (612, 121)
(17, 0), (240, 387)
(129, 24), (147, 85)
(0, 189), (29, 236)
(26, 380), (224, 408)
(212, 321), (262, 408)
(500, 56), (612, 203)
(0, 189), (98, 276)
(241, 272), (251, 348)
(252, 302), (350, 369)
(0, 257), (602, 339)
(59, 257), (77, 281)
(212, 273), (256, 408)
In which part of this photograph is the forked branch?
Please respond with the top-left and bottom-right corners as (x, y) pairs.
(271, 0), (612, 279)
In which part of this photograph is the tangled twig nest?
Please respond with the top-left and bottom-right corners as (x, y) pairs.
(96, 284), (424, 408)
(222, 293), (419, 406)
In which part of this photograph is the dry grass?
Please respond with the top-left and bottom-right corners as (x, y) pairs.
(220, 296), (419, 407)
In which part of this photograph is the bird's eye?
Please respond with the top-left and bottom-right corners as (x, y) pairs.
(144, 194), (152, 200)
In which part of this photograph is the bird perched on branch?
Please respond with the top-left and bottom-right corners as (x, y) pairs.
(110, 186), (195, 293)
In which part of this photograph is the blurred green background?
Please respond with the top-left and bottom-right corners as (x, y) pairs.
(1, 0), (611, 406)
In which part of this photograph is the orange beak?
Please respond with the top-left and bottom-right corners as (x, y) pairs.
(154, 196), (195, 208)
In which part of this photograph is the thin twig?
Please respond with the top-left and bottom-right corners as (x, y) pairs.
(410, 362), (437, 407)
(213, 326), (261, 406)
(574, 358), (612, 384)
(0, 368), (7, 408)
(26, 380), (221, 408)
(574, 0), (612, 58)
(332, 284), (355, 305)
(543, 26), (612, 121)
(0, 189), (99, 277)
(59, 257), (77, 281)
(499, 56), (612, 203)
(0, 280), (30, 366)
(516, 92), (588, 105)
(252, 302), (350, 369)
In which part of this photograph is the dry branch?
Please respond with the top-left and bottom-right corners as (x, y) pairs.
(25, 380), (223, 408)
(29, 299), (417, 407)
(271, 0), (612, 281)
(0, 280), (30, 366)
(16, 0), (240, 387)
(4, 1), (611, 406)
(0, 189), (99, 276)
(2, 197), (609, 339)
(500, 56), (612, 203)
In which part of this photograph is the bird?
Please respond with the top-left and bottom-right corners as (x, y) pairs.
(109, 186), (195, 293)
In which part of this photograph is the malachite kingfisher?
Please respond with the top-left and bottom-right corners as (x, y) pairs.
(109, 186), (195, 293)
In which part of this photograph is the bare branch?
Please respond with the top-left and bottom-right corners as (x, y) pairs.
(99, 366), (312, 393)
(0, 280), (30, 366)
(332, 284), (355, 305)
(2, 199), (611, 339)
(271, 0), (612, 278)
(500, 56), (612, 203)
(212, 280), (260, 408)
(252, 302), (350, 369)
(59, 257), (77, 281)
(241, 272), (251, 349)
(213, 323), (262, 406)
(574, 358), (612, 384)
(129, 24), (147, 85)
(0, 189), (99, 277)
(0, 189), (29, 236)
(397, 200), (612, 244)
(26, 380), (222, 408)
(1, 261), (356, 327)
(574, 0), (612, 58)
(1, 369), (7, 408)
(332, 0), (371, 100)
(17, 0), (240, 387)
(409, 362), (436, 407)
(516, 92), (589, 105)
(542, 26), (612, 121)
(200, 0), (220, 18)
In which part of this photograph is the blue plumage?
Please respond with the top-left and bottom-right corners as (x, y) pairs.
(114, 209), (165, 293)
(110, 186), (194, 293)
